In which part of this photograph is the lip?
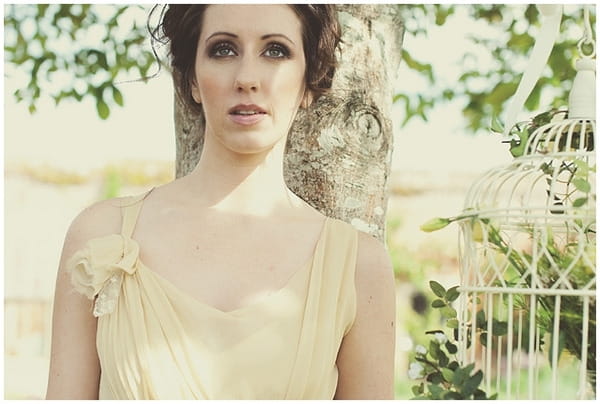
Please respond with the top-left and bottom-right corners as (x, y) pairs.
(228, 104), (268, 126)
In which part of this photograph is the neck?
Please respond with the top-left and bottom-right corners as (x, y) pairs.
(186, 134), (298, 216)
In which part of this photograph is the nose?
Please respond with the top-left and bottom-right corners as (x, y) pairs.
(234, 57), (260, 93)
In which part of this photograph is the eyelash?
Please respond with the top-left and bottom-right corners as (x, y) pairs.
(264, 43), (290, 58)
(208, 41), (291, 59)
(210, 42), (236, 58)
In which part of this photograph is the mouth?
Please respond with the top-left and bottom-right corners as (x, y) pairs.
(228, 104), (268, 126)
(228, 104), (267, 116)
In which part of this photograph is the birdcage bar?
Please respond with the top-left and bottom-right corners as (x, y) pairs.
(551, 294), (562, 399)
(535, 314), (543, 399)
(578, 295), (590, 399)
(459, 286), (595, 297)
(468, 292), (478, 364)
(525, 119), (596, 154)
(453, 8), (595, 397)
(496, 306), (503, 394)
(462, 208), (592, 223)
(516, 309), (524, 397)
(527, 294), (537, 399)
(506, 293), (514, 398)
(464, 289), (596, 399)
(485, 292), (493, 393)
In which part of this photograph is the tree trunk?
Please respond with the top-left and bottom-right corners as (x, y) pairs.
(174, 4), (404, 241)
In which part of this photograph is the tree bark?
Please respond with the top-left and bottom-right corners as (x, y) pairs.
(174, 4), (404, 241)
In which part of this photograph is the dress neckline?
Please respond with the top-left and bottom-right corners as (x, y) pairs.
(122, 191), (330, 316)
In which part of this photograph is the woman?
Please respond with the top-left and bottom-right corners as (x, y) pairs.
(46, 4), (395, 399)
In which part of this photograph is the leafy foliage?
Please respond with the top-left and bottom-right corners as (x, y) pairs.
(418, 103), (596, 397)
(4, 4), (596, 129)
(4, 4), (157, 119)
(397, 4), (596, 133)
(409, 281), (497, 400)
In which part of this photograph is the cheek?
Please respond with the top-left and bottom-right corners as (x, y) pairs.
(274, 65), (307, 103)
(196, 74), (224, 106)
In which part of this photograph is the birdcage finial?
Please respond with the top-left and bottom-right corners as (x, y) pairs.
(569, 6), (596, 119)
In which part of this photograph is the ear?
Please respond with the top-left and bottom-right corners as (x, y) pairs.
(300, 90), (314, 109)
(191, 80), (202, 104)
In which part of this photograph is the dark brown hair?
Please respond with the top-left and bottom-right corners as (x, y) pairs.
(149, 4), (341, 114)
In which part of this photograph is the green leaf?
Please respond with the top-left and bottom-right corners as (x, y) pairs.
(434, 6), (454, 25)
(427, 383), (443, 398)
(431, 299), (446, 308)
(440, 306), (457, 318)
(443, 391), (464, 400)
(510, 127), (530, 157)
(573, 159), (590, 174)
(420, 217), (451, 232)
(462, 370), (484, 397)
(573, 178), (591, 193)
(476, 310), (486, 329)
(573, 197), (588, 207)
(401, 49), (434, 83)
(490, 114), (504, 133)
(429, 280), (446, 298)
(473, 389), (487, 399)
(446, 286), (460, 302)
(445, 341), (458, 354)
(112, 86), (124, 106)
(427, 371), (444, 385)
(480, 332), (488, 347)
(429, 341), (440, 360)
(393, 93), (408, 103)
(492, 319), (508, 336)
(446, 318), (459, 329)
(411, 384), (422, 396)
(96, 99), (110, 120)
(452, 366), (469, 386)
(438, 351), (449, 367)
(441, 368), (454, 382)
(487, 81), (518, 106)
(463, 363), (475, 374)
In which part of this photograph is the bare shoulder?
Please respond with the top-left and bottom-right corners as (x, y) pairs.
(355, 230), (394, 286)
(47, 196), (130, 399)
(61, 196), (128, 261)
(352, 229), (396, 336)
(334, 229), (396, 399)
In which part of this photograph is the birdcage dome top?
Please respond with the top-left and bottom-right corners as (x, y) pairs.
(461, 48), (596, 228)
(461, 119), (595, 228)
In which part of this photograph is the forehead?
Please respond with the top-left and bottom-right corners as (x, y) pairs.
(200, 5), (303, 41)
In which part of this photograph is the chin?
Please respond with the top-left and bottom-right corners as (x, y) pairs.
(224, 132), (284, 155)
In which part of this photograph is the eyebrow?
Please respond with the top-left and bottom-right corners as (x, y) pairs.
(205, 32), (295, 45)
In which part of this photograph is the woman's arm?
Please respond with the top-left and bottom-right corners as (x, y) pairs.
(46, 200), (122, 399)
(334, 231), (396, 399)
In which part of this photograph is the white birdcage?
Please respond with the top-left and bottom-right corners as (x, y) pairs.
(455, 6), (596, 400)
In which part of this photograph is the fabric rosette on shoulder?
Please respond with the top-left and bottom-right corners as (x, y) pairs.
(67, 234), (140, 317)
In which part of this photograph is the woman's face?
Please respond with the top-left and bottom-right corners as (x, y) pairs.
(192, 5), (308, 155)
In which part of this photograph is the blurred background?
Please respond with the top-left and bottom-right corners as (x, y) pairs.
(4, 4), (591, 399)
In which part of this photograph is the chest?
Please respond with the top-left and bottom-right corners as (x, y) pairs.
(131, 212), (324, 312)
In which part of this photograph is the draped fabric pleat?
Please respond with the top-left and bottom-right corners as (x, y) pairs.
(67, 191), (357, 399)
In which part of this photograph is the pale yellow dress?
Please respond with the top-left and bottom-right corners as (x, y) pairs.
(67, 191), (358, 399)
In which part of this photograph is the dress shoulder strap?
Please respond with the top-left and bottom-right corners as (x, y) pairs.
(120, 188), (154, 238)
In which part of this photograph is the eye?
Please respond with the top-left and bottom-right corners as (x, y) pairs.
(263, 43), (290, 59)
(209, 42), (236, 58)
